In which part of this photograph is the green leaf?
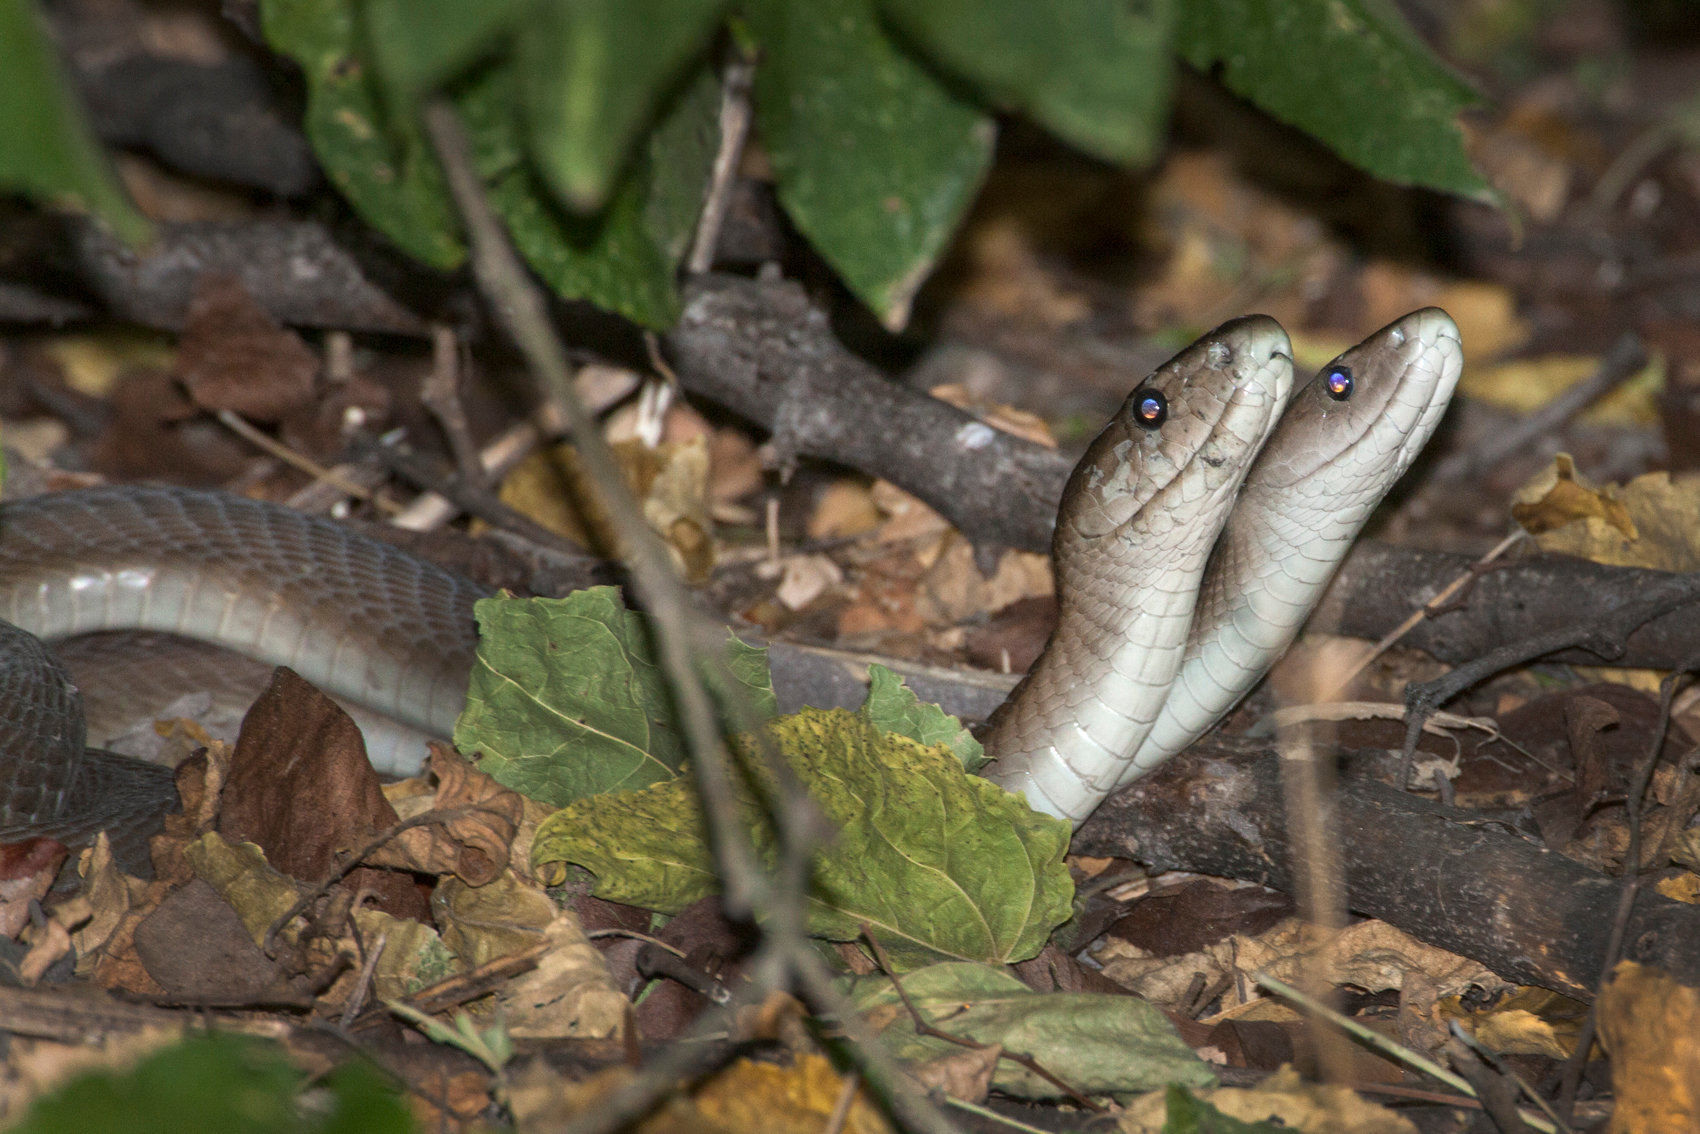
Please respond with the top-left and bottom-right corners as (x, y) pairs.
(878, 0), (1175, 165)
(454, 586), (770, 804)
(518, 0), (726, 211)
(860, 664), (984, 772)
(455, 588), (687, 804)
(361, 0), (532, 105)
(744, 0), (994, 329)
(262, 0), (465, 268)
(1175, 0), (1487, 198)
(845, 961), (1217, 1097)
(532, 708), (1072, 968)
(453, 60), (719, 327)
(14, 1033), (414, 1134)
(0, 0), (149, 243)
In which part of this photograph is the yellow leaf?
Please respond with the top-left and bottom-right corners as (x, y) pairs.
(695, 1054), (892, 1134)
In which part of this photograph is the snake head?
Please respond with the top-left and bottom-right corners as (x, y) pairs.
(1061, 314), (1294, 544)
(1257, 307), (1463, 493)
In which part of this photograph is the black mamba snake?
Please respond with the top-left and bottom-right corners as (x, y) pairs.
(0, 310), (1461, 846)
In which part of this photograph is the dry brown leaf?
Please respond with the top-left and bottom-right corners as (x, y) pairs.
(1512, 454), (1638, 539)
(1116, 1065), (1417, 1134)
(806, 481), (883, 540)
(499, 910), (627, 1041)
(433, 869), (553, 969)
(0, 840), (68, 939)
(218, 668), (424, 921)
(1597, 961), (1700, 1133)
(929, 383), (1057, 448)
(367, 744), (523, 885)
(1517, 461), (1700, 572)
(18, 896), (85, 984)
(71, 834), (136, 962)
(1240, 919), (1504, 1004)
(175, 272), (318, 422)
(869, 481), (950, 547)
(500, 437), (715, 581)
(1655, 870), (1700, 904)
(771, 553), (843, 612)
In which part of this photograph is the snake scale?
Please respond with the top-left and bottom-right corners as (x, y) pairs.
(0, 309), (1460, 847)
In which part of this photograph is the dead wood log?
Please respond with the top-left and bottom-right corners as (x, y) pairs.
(1072, 737), (1700, 998)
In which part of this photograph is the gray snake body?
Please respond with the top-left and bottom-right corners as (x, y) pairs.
(0, 310), (1460, 845)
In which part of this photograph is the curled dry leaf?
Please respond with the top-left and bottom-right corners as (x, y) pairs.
(498, 911), (627, 1042)
(367, 744), (524, 886)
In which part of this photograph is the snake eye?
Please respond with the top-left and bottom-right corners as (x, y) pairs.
(1130, 388), (1167, 429)
(1324, 365), (1353, 401)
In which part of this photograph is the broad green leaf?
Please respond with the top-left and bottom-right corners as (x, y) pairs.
(744, 0), (994, 329)
(454, 587), (771, 804)
(519, 0), (726, 211)
(453, 61), (718, 327)
(262, 0), (465, 268)
(0, 0), (148, 243)
(532, 708), (1072, 968)
(455, 588), (686, 804)
(845, 961), (1216, 1097)
(361, 0), (532, 105)
(1176, 0), (1487, 198)
(13, 1033), (414, 1134)
(860, 664), (984, 772)
(878, 0), (1175, 165)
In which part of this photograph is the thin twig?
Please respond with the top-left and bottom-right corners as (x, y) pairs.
(421, 323), (489, 489)
(686, 52), (756, 275)
(420, 98), (892, 1132)
(360, 433), (589, 555)
(216, 409), (403, 513)
(421, 100), (781, 918)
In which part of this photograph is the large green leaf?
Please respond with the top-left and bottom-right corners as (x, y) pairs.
(262, 0), (465, 268)
(744, 0), (994, 329)
(360, 0), (532, 106)
(845, 961), (1216, 1097)
(518, 0), (726, 212)
(878, 0), (1176, 165)
(532, 708), (1072, 969)
(14, 1033), (413, 1134)
(453, 60), (719, 328)
(0, 0), (148, 243)
(1176, 0), (1487, 198)
(454, 587), (772, 805)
